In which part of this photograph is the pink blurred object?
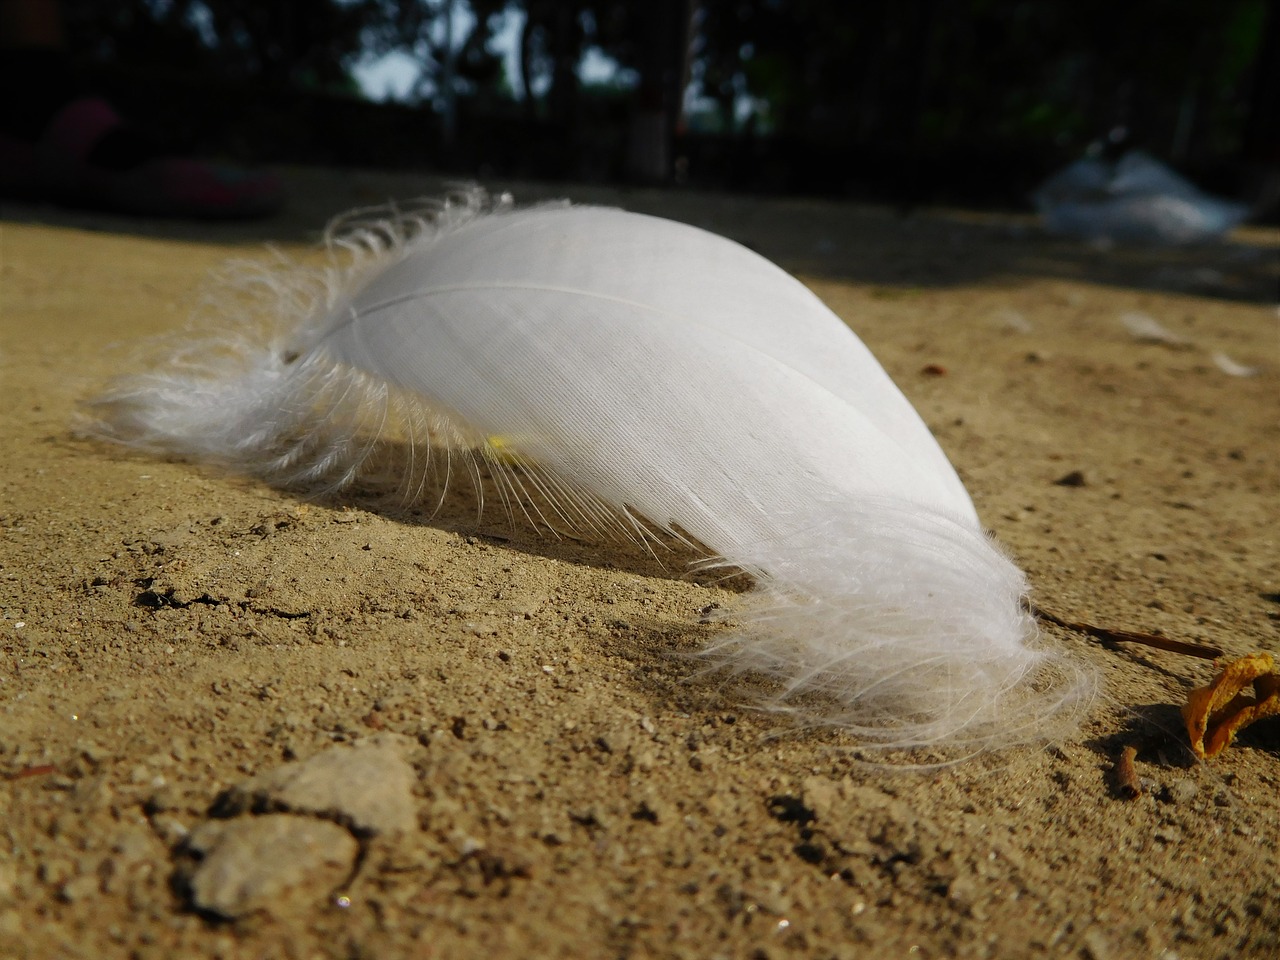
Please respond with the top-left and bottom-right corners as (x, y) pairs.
(0, 97), (284, 219)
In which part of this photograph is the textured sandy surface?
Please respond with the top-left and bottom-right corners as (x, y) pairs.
(1, 171), (1278, 959)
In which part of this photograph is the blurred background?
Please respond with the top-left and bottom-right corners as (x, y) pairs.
(19, 0), (1280, 214)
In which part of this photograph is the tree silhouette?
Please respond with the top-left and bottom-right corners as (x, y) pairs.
(54, 0), (1277, 194)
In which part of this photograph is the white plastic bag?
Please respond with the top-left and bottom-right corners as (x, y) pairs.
(1033, 150), (1248, 245)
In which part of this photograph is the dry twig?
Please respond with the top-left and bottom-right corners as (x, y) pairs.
(1116, 745), (1142, 799)
(1033, 605), (1223, 661)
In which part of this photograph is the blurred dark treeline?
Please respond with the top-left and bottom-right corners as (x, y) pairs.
(62, 0), (1279, 209)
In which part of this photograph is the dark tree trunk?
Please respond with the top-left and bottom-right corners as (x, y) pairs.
(1243, 0), (1280, 162)
(626, 0), (691, 182)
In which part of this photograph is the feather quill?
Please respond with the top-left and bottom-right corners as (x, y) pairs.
(88, 189), (1090, 752)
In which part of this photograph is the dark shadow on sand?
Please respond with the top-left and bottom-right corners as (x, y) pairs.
(5, 167), (1277, 305)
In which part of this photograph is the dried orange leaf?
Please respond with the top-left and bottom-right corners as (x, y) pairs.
(1182, 652), (1280, 759)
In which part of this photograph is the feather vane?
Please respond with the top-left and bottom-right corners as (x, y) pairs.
(87, 189), (1090, 752)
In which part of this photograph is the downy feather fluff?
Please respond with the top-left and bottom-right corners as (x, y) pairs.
(88, 189), (1090, 752)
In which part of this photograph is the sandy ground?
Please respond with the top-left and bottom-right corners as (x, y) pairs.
(1, 169), (1278, 960)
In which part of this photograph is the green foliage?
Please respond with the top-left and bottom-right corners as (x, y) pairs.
(692, 0), (1269, 156)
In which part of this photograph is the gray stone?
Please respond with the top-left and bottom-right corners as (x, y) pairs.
(220, 734), (418, 835)
(185, 815), (357, 919)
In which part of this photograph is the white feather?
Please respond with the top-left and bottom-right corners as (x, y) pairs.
(87, 189), (1090, 752)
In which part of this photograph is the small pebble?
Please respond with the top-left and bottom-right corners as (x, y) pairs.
(183, 815), (357, 919)
(219, 734), (418, 835)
